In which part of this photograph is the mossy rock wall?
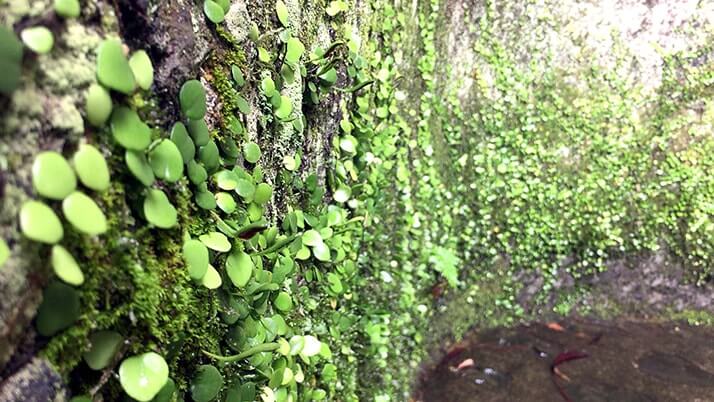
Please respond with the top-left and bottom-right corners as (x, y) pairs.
(1, 0), (714, 401)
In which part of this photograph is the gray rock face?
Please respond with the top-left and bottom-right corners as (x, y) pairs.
(0, 358), (66, 402)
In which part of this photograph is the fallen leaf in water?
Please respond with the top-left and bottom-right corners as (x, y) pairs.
(553, 366), (571, 382)
(456, 358), (474, 371)
(547, 322), (565, 332)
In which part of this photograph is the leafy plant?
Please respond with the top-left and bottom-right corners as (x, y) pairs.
(21, 27), (54, 54)
(96, 39), (136, 94)
(119, 352), (169, 401)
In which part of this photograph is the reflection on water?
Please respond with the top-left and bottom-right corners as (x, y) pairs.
(415, 319), (714, 402)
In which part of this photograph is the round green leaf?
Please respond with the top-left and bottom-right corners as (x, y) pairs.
(215, 170), (238, 190)
(235, 179), (255, 200)
(152, 379), (176, 402)
(188, 160), (208, 185)
(226, 250), (253, 288)
(260, 77), (275, 97)
(275, 0), (289, 27)
(188, 119), (210, 146)
(231, 65), (244, 87)
(54, 0), (80, 18)
(51, 245), (84, 285)
(21, 27), (54, 54)
(215, 0), (230, 12)
(273, 291), (293, 311)
(333, 183), (351, 203)
(203, 0), (225, 24)
(170, 122), (195, 163)
(196, 190), (217, 210)
(19, 201), (63, 244)
(191, 365), (223, 402)
(274, 96), (293, 120)
(302, 335), (322, 357)
(319, 67), (337, 85)
(285, 38), (304, 64)
(83, 330), (123, 370)
(258, 47), (271, 63)
(180, 80), (207, 120)
(201, 264), (222, 289)
(129, 50), (154, 90)
(143, 189), (177, 229)
(243, 142), (261, 164)
(149, 139), (184, 182)
(119, 352), (169, 402)
(36, 281), (79, 336)
(253, 183), (272, 205)
(301, 230), (322, 247)
(96, 39), (136, 94)
(0, 27), (23, 64)
(111, 106), (152, 151)
(216, 192), (237, 213)
(236, 94), (250, 114)
(183, 239), (209, 280)
(85, 83), (113, 127)
(0, 27), (23, 95)
(312, 241), (331, 262)
(199, 141), (220, 172)
(32, 151), (77, 200)
(199, 232), (231, 252)
(62, 191), (108, 235)
(283, 155), (297, 171)
(69, 396), (92, 402)
(339, 135), (357, 154)
(0, 238), (9, 268)
(73, 144), (110, 192)
(125, 150), (155, 186)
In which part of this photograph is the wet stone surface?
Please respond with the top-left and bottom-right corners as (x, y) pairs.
(415, 319), (714, 402)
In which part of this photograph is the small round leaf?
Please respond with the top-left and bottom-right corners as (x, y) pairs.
(119, 352), (169, 402)
(143, 189), (177, 229)
(21, 27), (54, 54)
(183, 239), (209, 280)
(129, 50), (154, 90)
(243, 142), (261, 163)
(203, 0), (225, 23)
(96, 39), (136, 94)
(54, 0), (80, 18)
(273, 291), (293, 311)
(36, 282), (80, 336)
(149, 139), (184, 183)
(125, 150), (155, 186)
(191, 365), (223, 402)
(32, 151), (77, 200)
(216, 192), (237, 213)
(226, 250), (253, 288)
(85, 84), (113, 127)
(201, 264), (222, 289)
(83, 330), (123, 370)
(253, 183), (272, 205)
(62, 191), (108, 235)
(19, 201), (63, 244)
(199, 232), (231, 252)
(51, 245), (84, 285)
(180, 80), (207, 120)
(111, 106), (152, 151)
(275, 0), (289, 27)
(73, 144), (110, 192)
(170, 122), (195, 163)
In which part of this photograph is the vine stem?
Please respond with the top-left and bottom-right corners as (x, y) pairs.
(202, 342), (280, 362)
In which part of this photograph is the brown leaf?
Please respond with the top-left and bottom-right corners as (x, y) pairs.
(547, 322), (565, 332)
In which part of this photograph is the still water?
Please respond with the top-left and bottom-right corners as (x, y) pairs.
(415, 319), (714, 401)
